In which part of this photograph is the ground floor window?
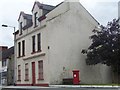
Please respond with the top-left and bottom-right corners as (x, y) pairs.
(18, 65), (21, 81)
(25, 63), (29, 81)
(38, 60), (43, 80)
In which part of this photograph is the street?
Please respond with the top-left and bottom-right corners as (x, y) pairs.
(1, 87), (119, 90)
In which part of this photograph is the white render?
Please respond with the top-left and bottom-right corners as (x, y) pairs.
(15, 1), (112, 85)
(118, 1), (120, 18)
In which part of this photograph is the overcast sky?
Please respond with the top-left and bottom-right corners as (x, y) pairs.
(0, 0), (119, 47)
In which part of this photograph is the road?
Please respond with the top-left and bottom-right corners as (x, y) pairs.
(1, 87), (119, 90)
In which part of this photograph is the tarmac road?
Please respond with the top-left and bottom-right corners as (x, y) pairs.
(1, 87), (119, 90)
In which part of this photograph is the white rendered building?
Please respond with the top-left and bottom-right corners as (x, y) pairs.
(15, 0), (112, 86)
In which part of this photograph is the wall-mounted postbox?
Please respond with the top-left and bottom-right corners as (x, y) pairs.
(72, 70), (80, 84)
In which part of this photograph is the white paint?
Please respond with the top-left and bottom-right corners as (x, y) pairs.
(15, 0), (112, 85)
(118, 1), (120, 18)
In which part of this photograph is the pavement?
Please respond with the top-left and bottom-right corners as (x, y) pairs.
(50, 85), (119, 88)
(0, 85), (120, 90)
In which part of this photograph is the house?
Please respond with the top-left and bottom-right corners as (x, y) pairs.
(15, 0), (112, 86)
(0, 46), (14, 85)
(0, 46), (8, 85)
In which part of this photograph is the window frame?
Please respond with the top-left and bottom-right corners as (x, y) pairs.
(32, 35), (36, 53)
(38, 60), (44, 80)
(25, 63), (29, 81)
(34, 12), (38, 27)
(37, 33), (41, 52)
(18, 42), (21, 57)
(22, 40), (25, 56)
(19, 22), (22, 35)
(18, 65), (21, 81)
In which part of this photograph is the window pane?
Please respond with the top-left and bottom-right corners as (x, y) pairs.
(37, 33), (41, 51)
(38, 61), (43, 79)
(32, 35), (35, 52)
(22, 40), (25, 56)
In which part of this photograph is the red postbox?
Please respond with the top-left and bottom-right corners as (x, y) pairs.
(72, 70), (80, 84)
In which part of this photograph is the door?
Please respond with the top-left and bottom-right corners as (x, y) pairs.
(73, 70), (80, 84)
(32, 62), (36, 85)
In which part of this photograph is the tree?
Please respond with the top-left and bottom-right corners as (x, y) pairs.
(81, 18), (120, 74)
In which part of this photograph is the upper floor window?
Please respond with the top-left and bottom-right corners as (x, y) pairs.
(2, 59), (7, 67)
(32, 35), (36, 53)
(18, 42), (21, 57)
(37, 33), (41, 52)
(19, 22), (22, 35)
(22, 40), (25, 56)
(34, 12), (38, 27)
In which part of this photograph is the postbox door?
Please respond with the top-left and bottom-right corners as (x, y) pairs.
(73, 72), (79, 82)
(73, 70), (80, 84)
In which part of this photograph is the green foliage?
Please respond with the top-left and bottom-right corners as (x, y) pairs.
(82, 18), (120, 73)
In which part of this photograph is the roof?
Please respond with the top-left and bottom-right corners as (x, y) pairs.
(23, 20), (33, 30)
(31, 1), (55, 12)
(17, 1), (99, 32)
(18, 11), (33, 30)
(2, 46), (14, 60)
(18, 11), (32, 21)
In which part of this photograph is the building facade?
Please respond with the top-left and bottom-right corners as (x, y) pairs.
(15, 0), (112, 86)
(0, 46), (14, 85)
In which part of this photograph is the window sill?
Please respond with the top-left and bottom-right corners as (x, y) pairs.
(37, 78), (44, 81)
(31, 50), (42, 54)
(34, 25), (38, 28)
(17, 55), (25, 58)
(37, 50), (42, 53)
(31, 51), (36, 54)
(24, 79), (29, 81)
(17, 80), (21, 82)
(19, 33), (22, 36)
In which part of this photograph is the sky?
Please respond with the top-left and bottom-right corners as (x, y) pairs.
(0, 0), (119, 47)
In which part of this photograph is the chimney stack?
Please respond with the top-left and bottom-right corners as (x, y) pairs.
(0, 46), (8, 51)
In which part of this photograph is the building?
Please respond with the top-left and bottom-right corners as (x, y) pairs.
(118, 1), (120, 18)
(15, 0), (112, 86)
(0, 46), (8, 85)
(0, 46), (14, 85)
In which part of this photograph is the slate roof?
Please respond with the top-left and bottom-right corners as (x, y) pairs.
(2, 46), (14, 60)
(31, 1), (55, 12)
(16, 1), (99, 33)
(18, 11), (32, 21)
(18, 12), (33, 30)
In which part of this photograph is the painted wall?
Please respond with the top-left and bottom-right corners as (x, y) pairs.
(46, 2), (112, 84)
(15, 1), (112, 85)
(118, 1), (120, 18)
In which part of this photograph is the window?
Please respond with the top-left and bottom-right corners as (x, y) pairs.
(34, 12), (38, 27)
(38, 60), (43, 80)
(18, 65), (21, 81)
(19, 22), (22, 35)
(22, 40), (25, 56)
(2, 60), (7, 67)
(37, 33), (41, 51)
(32, 35), (36, 53)
(25, 63), (29, 81)
(18, 42), (21, 57)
